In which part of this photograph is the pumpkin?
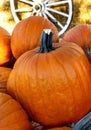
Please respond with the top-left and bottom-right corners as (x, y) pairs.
(47, 127), (71, 130)
(0, 93), (31, 130)
(31, 121), (72, 130)
(0, 26), (12, 66)
(7, 29), (91, 127)
(0, 67), (12, 93)
(11, 16), (59, 59)
(62, 24), (91, 61)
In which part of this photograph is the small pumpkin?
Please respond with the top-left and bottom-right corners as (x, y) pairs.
(62, 24), (91, 61)
(11, 16), (59, 59)
(47, 126), (71, 130)
(31, 121), (72, 130)
(7, 29), (91, 127)
(0, 26), (12, 66)
(0, 67), (12, 93)
(0, 93), (31, 130)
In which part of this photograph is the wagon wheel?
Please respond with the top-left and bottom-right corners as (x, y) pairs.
(10, 0), (73, 37)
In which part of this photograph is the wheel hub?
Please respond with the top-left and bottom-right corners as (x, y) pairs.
(33, 2), (45, 14)
(10, 0), (73, 37)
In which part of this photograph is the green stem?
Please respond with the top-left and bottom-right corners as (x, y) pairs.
(38, 29), (57, 53)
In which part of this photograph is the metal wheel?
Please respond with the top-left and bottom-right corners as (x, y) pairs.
(10, 0), (73, 37)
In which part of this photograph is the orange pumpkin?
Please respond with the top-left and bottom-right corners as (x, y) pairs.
(7, 29), (91, 127)
(0, 93), (31, 130)
(62, 24), (91, 61)
(11, 16), (59, 59)
(31, 121), (72, 130)
(47, 127), (71, 130)
(0, 26), (12, 66)
(0, 67), (12, 93)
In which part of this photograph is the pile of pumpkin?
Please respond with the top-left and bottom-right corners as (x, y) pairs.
(1, 16), (91, 130)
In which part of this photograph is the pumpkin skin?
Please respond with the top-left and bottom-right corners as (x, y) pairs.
(47, 127), (71, 130)
(31, 121), (71, 130)
(0, 93), (31, 130)
(0, 26), (12, 66)
(7, 29), (91, 127)
(11, 16), (59, 59)
(0, 67), (12, 93)
(62, 24), (91, 61)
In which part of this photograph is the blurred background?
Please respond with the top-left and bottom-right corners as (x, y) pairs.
(0, 0), (91, 36)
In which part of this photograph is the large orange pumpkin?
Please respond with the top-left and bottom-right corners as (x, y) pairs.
(0, 67), (12, 93)
(31, 121), (72, 130)
(7, 29), (91, 127)
(11, 16), (59, 59)
(0, 93), (31, 130)
(62, 24), (91, 61)
(0, 26), (12, 66)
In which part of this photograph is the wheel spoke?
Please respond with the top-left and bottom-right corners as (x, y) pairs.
(32, 0), (41, 2)
(19, 0), (33, 5)
(57, 21), (64, 29)
(15, 7), (33, 12)
(42, 12), (48, 18)
(10, 0), (73, 37)
(44, 0), (49, 4)
(32, 0), (36, 2)
(45, 10), (64, 29)
(36, 13), (39, 16)
(39, 13), (42, 16)
(46, 0), (68, 7)
(46, 7), (69, 17)
(45, 10), (56, 21)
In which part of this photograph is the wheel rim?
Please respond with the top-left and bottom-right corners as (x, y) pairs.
(10, 0), (73, 37)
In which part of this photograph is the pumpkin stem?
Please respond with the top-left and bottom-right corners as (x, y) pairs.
(38, 29), (56, 53)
